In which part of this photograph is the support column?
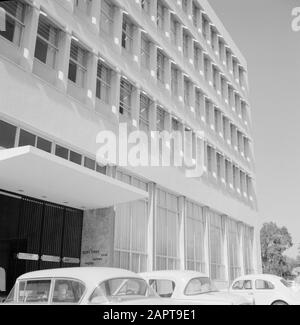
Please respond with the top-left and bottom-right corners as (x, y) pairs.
(238, 222), (245, 276)
(149, 0), (158, 26)
(20, 4), (40, 72)
(179, 197), (186, 270)
(113, 6), (123, 53)
(164, 57), (171, 93)
(221, 215), (229, 284)
(131, 86), (141, 129)
(149, 43), (157, 80)
(133, 26), (142, 68)
(178, 70), (185, 105)
(164, 7), (171, 39)
(56, 30), (72, 92)
(147, 183), (156, 271)
(203, 207), (211, 277)
(111, 70), (121, 120)
(86, 51), (98, 109)
(90, 0), (101, 34)
(81, 207), (115, 267)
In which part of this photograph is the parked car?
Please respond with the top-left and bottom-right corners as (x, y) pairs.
(3, 267), (184, 305)
(229, 274), (300, 305)
(140, 270), (252, 305)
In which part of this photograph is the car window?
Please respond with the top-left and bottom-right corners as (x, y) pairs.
(185, 277), (218, 295)
(18, 280), (51, 303)
(232, 280), (244, 290)
(5, 284), (16, 303)
(255, 280), (275, 290)
(52, 279), (85, 304)
(280, 279), (292, 288)
(90, 278), (152, 304)
(244, 280), (252, 290)
(149, 279), (175, 298)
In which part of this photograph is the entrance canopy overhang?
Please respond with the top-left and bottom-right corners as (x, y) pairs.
(0, 146), (148, 210)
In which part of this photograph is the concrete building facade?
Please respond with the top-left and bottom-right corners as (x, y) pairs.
(0, 0), (261, 292)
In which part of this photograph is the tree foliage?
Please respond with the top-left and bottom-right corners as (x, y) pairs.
(260, 222), (293, 277)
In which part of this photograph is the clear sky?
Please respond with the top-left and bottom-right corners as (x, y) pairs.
(207, 0), (300, 257)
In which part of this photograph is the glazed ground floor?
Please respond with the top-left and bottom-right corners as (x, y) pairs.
(0, 180), (260, 295)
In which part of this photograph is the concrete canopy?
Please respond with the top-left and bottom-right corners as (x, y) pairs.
(0, 146), (148, 209)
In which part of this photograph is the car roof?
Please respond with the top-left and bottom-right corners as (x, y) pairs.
(233, 274), (283, 282)
(17, 267), (142, 288)
(140, 270), (208, 282)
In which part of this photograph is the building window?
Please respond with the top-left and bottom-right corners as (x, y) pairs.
(209, 212), (225, 281)
(194, 46), (202, 70)
(171, 65), (179, 95)
(207, 145), (213, 173)
(114, 171), (149, 273)
(96, 61), (111, 104)
(100, 0), (114, 35)
(205, 99), (211, 125)
(156, 189), (180, 270)
(122, 16), (134, 53)
(119, 78), (133, 119)
(213, 66), (218, 90)
(0, 120), (17, 148)
(225, 159), (231, 185)
(34, 16), (59, 68)
(186, 201), (205, 272)
(68, 41), (88, 88)
(141, 0), (151, 14)
(157, 1), (165, 30)
(139, 93), (151, 132)
(19, 129), (36, 147)
(156, 106), (165, 132)
(0, 1), (25, 46)
(141, 35), (151, 70)
(195, 89), (202, 120)
(216, 152), (222, 179)
(75, 0), (92, 15)
(202, 15), (208, 40)
(228, 219), (241, 282)
(157, 50), (165, 84)
(170, 16), (178, 45)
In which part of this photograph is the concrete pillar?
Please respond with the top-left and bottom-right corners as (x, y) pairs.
(177, 70), (185, 105)
(187, 33), (194, 66)
(90, 0), (101, 34)
(113, 6), (123, 52)
(230, 123), (238, 151)
(226, 49), (233, 75)
(147, 183), (156, 271)
(211, 28), (219, 56)
(164, 57), (171, 93)
(177, 24), (183, 55)
(223, 116), (231, 145)
(179, 197), (186, 270)
(220, 155), (226, 186)
(149, 43), (157, 80)
(81, 207), (115, 267)
(203, 207), (211, 276)
(219, 38), (226, 66)
(131, 87), (141, 129)
(86, 51), (98, 109)
(189, 84), (196, 117)
(222, 215), (229, 283)
(209, 102), (215, 132)
(164, 7), (171, 39)
(20, 4), (40, 72)
(149, 0), (158, 26)
(238, 222), (245, 276)
(56, 30), (72, 92)
(149, 101), (158, 132)
(133, 26), (142, 68)
(111, 70), (121, 120)
(233, 59), (239, 84)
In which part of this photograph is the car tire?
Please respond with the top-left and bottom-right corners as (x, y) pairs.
(271, 300), (288, 305)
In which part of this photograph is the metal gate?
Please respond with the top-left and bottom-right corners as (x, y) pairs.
(0, 191), (83, 294)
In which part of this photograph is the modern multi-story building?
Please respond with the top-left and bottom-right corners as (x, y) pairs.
(0, 0), (261, 294)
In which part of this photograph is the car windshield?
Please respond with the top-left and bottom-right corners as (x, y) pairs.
(185, 277), (218, 295)
(280, 279), (293, 288)
(90, 278), (156, 304)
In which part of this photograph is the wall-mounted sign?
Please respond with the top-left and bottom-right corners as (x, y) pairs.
(16, 253), (39, 261)
(41, 255), (61, 263)
(62, 257), (80, 264)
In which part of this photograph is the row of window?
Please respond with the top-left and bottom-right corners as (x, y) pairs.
(114, 174), (254, 281)
(0, 2), (250, 157)
(206, 144), (254, 202)
(0, 119), (106, 178)
(140, 0), (247, 92)
(73, 0), (250, 131)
